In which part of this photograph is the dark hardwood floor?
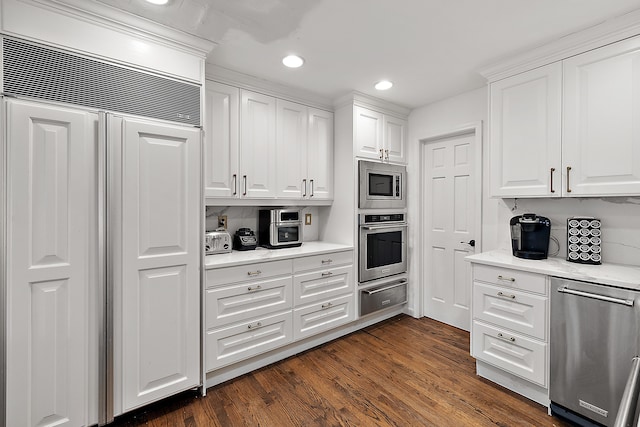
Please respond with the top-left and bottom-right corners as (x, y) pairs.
(113, 315), (570, 426)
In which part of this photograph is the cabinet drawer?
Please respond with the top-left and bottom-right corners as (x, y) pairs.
(205, 311), (293, 371)
(473, 264), (547, 295)
(293, 250), (353, 273)
(206, 259), (292, 287)
(293, 294), (355, 341)
(472, 320), (547, 387)
(293, 264), (354, 306)
(206, 276), (292, 329)
(473, 282), (547, 340)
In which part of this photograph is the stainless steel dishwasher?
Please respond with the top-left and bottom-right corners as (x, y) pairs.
(550, 277), (640, 427)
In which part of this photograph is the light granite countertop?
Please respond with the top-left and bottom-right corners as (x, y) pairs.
(205, 241), (354, 269)
(466, 249), (640, 290)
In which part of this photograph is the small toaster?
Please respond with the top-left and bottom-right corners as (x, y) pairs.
(205, 229), (232, 255)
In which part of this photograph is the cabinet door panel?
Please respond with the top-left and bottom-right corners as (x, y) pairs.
(384, 115), (407, 163)
(489, 63), (562, 197)
(6, 100), (94, 426)
(293, 294), (354, 341)
(563, 37), (640, 196)
(241, 91), (277, 198)
(354, 106), (383, 160)
(293, 264), (354, 306)
(121, 118), (200, 411)
(276, 99), (307, 198)
(307, 108), (334, 199)
(204, 81), (239, 198)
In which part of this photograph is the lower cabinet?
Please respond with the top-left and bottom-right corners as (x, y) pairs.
(470, 262), (549, 404)
(205, 249), (355, 373)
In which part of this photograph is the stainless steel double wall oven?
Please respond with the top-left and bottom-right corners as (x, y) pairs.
(358, 160), (408, 316)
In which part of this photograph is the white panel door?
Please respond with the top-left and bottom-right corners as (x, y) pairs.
(204, 81), (239, 198)
(423, 131), (477, 331)
(307, 108), (334, 200)
(120, 118), (200, 412)
(6, 99), (95, 427)
(354, 106), (383, 160)
(489, 62), (562, 197)
(276, 99), (307, 199)
(383, 115), (407, 164)
(240, 90), (277, 198)
(563, 36), (640, 196)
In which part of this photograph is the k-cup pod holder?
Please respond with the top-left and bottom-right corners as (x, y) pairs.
(566, 217), (601, 265)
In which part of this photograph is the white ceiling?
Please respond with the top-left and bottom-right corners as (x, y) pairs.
(95, 0), (640, 108)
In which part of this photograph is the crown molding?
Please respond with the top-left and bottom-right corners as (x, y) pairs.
(206, 64), (334, 111)
(333, 91), (411, 118)
(26, 0), (216, 58)
(479, 7), (640, 82)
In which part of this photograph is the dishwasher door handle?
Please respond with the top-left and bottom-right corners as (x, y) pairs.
(558, 286), (634, 307)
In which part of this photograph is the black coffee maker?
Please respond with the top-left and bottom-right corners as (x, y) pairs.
(510, 214), (551, 260)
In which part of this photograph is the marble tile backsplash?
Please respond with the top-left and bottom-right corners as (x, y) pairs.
(205, 206), (319, 242)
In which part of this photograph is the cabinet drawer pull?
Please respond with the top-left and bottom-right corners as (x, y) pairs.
(566, 166), (572, 193)
(247, 285), (262, 292)
(302, 179), (307, 197)
(247, 322), (263, 330)
(321, 272), (333, 277)
(232, 174), (237, 195)
(550, 167), (555, 193)
(247, 270), (262, 277)
(497, 291), (516, 299)
(497, 332), (516, 343)
(497, 275), (515, 282)
(309, 179), (314, 197)
(321, 259), (333, 265)
(321, 302), (333, 310)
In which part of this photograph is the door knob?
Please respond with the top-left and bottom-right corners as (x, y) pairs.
(461, 239), (475, 247)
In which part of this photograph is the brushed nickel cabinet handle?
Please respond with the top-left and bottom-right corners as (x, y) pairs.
(566, 166), (572, 193)
(243, 175), (247, 196)
(497, 291), (516, 299)
(321, 272), (333, 277)
(310, 179), (314, 197)
(497, 275), (515, 282)
(247, 270), (262, 277)
(321, 259), (333, 265)
(321, 302), (333, 309)
(497, 332), (516, 342)
(385, 149), (389, 160)
(550, 168), (555, 193)
(379, 148), (384, 160)
(302, 179), (307, 197)
(232, 174), (237, 195)
(247, 285), (262, 292)
(247, 322), (263, 330)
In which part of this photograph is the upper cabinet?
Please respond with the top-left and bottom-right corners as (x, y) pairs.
(204, 81), (334, 203)
(489, 35), (640, 198)
(563, 37), (640, 197)
(489, 63), (562, 197)
(355, 106), (407, 164)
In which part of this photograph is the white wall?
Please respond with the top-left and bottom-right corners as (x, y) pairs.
(408, 85), (640, 318)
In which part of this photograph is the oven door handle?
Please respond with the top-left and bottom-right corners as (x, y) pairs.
(361, 223), (408, 230)
(364, 279), (408, 295)
(557, 286), (634, 307)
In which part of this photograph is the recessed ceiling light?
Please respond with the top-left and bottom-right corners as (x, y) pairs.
(145, 0), (168, 5)
(375, 80), (393, 90)
(282, 55), (305, 68)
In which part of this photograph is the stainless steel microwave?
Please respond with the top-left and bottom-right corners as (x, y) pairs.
(359, 160), (406, 209)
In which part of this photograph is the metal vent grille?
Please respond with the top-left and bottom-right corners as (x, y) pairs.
(2, 38), (200, 126)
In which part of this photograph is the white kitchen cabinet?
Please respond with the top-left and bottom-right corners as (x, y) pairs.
(563, 36), (640, 196)
(293, 294), (355, 341)
(355, 105), (407, 163)
(119, 117), (201, 412)
(204, 259), (294, 372)
(204, 81), (239, 198)
(489, 36), (640, 198)
(470, 263), (549, 402)
(5, 99), (95, 427)
(276, 100), (334, 200)
(241, 90), (278, 198)
(489, 62), (562, 197)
